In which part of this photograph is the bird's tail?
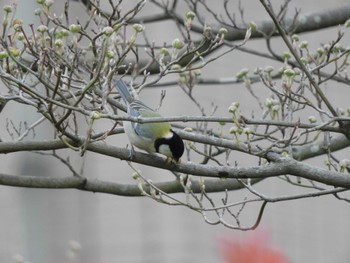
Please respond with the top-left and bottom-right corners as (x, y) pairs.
(115, 79), (133, 103)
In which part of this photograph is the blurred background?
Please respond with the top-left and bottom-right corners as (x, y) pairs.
(1, 0), (350, 262)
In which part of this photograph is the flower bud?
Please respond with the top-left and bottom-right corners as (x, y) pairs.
(59, 29), (69, 38)
(12, 19), (23, 32)
(172, 38), (184, 49)
(44, 0), (54, 7)
(253, 67), (262, 74)
(69, 24), (81, 33)
(160, 47), (169, 56)
(264, 66), (274, 73)
(185, 11), (196, 20)
(90, 111), (101, 120)
(132, 23), (145, 33)
(37, 25), (48, 34)
(34, 8), (41, 15)
(9, 47), (20, 57)
(308, 116), (317, 123)
(54, 39), (63, 48)
(292, 34), (299, 42)
(236, 68), (249, 80)
(299, 40), (308, 49)
(243, 127), (251, 135)
(300, 57), (308, 65)
(283, 68), (295, 77)
(339, 159), (350, 173)
(282, 51), (291, 60)
(3, 5), (13, 13)
(344, 19), (350, 28)
(249, 21), (257, 31)
(106, 50), (115, 59)
(0, 51), (8, 60)
(218, 27), (228, 36)
(102, 26), (114, 36)
(229, 126), (238, 134)
(171, 64), (181, 71)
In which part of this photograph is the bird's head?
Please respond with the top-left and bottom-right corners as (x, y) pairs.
(154, 130), (184, 162)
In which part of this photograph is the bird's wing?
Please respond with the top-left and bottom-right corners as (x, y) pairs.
(132, 108), (171, 140)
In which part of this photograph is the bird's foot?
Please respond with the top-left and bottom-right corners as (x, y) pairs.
(165, 157), (181, 165)
(128, 145), (136, 160)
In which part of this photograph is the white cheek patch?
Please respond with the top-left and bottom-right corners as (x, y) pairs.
(163, 131), (173, 139)
(158, 144), (173, 158)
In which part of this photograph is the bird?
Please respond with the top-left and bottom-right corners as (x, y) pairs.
(115, 79), (185, 163)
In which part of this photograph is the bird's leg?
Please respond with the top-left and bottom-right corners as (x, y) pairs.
(165, 157), (181, 165)
(128, 145), (136, 160)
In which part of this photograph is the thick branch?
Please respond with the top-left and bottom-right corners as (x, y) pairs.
(0, 171), (254, 196)
(142, 3), (350, 41)
(1, 140), (350, 188)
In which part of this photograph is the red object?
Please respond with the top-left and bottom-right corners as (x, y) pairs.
(218, 229), (289, 263)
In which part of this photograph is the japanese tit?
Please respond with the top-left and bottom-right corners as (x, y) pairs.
(115, 80), (184, 162)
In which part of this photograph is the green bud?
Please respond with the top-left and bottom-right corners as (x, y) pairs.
(160, 47), (169, 56)
(171, 64), (181, 71)
(308, 116), (317, 123)
(272, 104), (280, 112)
(249, 21), (257, 31)
(283, 68), (295, 77)
(282, 51), (291, 60)
(132, 23), (145, 33)
(300, 57), (308, 65)
(12, 19), (23, 32)
(236, 68), (249, 80)
(90, 111), (101, 120)
(9, 47), (20, 57)
(37, 25), (48, 34)
(333, 43), (342, 53)
(282, 151), (289, 157)
(172, 38), (184, 49)
(69, 24), (81, 33)
(299, 40), (308, 49)
(218, 27), (228, 36)
(0, 51), (8, 60)
(317, 48), (324, 56)
(132, 172), (140, 180)
(17, 33), (25, 41)
(292, 34), (299, 42)
(264, 66), (274, 73)
(185, 11), (196, 20)
(339, 159), (350, 173)
(265, 98), (273, 108)
(228, 102), (240, 113)
(243, 127), (251, 135)
(253, 67), (262, 74)
(344, 19), (350, 28)
(102, 26), (114, 36)
(106, 50), (115, 59)
(3, 5), (13, 13)
(44, 0), (54, 8)
(58, 29), (69, 38)
(37, 0), (45, 4)
(34, 8), (41, 16)
(229, 126), (239, 134)
(54, 39), (63, 48)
